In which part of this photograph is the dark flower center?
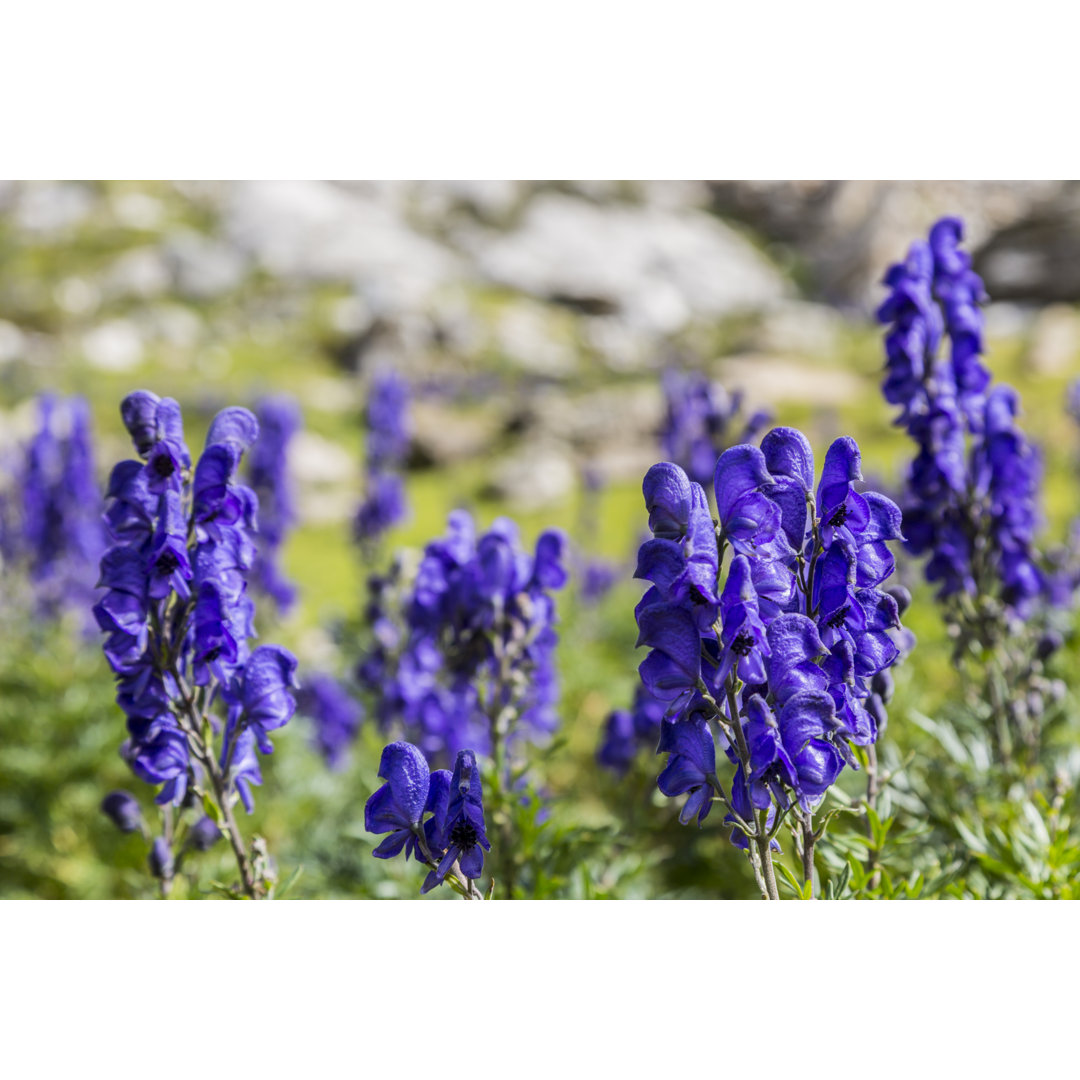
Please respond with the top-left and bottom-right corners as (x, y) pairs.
(731, 631), (755, 657)
(151, 453), (175, 479)
(827, 503), (847, 528)
(156, 550), (179, 574)
(449, 818), (479, 851)
(826, 604), (850, 629)
(203, 646), (221, 662)
(688, 584), (708, 606)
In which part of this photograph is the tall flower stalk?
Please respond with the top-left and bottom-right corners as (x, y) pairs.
(878, 217), (1062, 767)
(0, 393), (104, 620)
(357, 511), (567, 895)
(354, 370), (410, 552)
(635, 432), (907, 898)
(95, 391), (298, 899)
(248, 394), (300, 613)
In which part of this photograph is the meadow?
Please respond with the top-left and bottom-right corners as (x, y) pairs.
(3, 180), (1079, 899)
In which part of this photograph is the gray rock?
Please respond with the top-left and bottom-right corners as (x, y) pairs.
(1026, 305), (1080, 375)
(410, 400), (501, 465)
(110, 191), (166, 230)
(709, 180), (1069, 309)
(525, 383), (664, 448)
(975, 186), (1080, 302)
(494, 301), (578, 376)
(489, 441), (576, 508)
(744, 300), (845, 357)
(717, 354), (864, 407)
(82, 320), (144, 372)
(139, 304), (204, 349)
(0, 320), (26, 366)
(13, 182), (96, 235)
(583, 314), (652, 372)
(164, 229), (248, 300)
(104, 248), (171, 301)
(290, 430), (356, 487)
(225, 180), (461, 315)
(472, 193), (787, 335)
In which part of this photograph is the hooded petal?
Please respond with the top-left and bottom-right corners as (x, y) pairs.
(643, 462), (693, 539)
(376, 741), (430, 826)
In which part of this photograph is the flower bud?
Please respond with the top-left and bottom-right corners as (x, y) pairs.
(148, 837), (174, 880)
(1036, 630), (1064, 662)
(100, 790), (143, 833)
(885, 585), (912, 618)
(188, 815), (222, 852)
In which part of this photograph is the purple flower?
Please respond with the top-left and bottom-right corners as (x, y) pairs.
(424, 749), (490, 888)
(299, 672), (364, 769)
(101, 790), (143, 833)
(661, 370), (770, 489)
(656, 717), (716, 825)
(188, 815), (223, 851)
(248, 395), (300, 610)
(148, 837), (174, 880)
(365, 741), (431, 860)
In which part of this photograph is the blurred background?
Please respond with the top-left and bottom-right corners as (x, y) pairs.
(3, 179), (1080, 899)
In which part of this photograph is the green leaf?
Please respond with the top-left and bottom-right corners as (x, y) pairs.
(274, 865), (303, 900)
(202, 794), (222, 825)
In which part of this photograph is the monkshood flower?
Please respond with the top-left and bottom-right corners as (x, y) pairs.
(596, 683), (665, 772)
(634, 425), (907, 899)
(364, 740), (487, 898)
(661, 369), (771, 490)
(581, 558), (619, 602)
(1, 394), (105, 618)
(878, 216), (1043, 615)
(365, 371), (411, 471)
(355, 471), (407, 543)
(101, 790), (144, 834)
(358, 510), (568, 767)
(248, 395), (300, 611)
(148, 837), (174, 881)
(188, 815), (223, 852)
(355, 371), (411, 546)
(298, 671), (364, 769)
(95, 390), (299, 900)
(879, 217), (1060, 764)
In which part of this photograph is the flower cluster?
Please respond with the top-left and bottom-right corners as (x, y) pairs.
(0, 394), (105, 617)
(94, 391), (299, 898)
(597, 683), (665, 773)
(878, 217), (1043, 615)
(878, 218), (1065, 764)
(298, 671), (364, 770)
(357, 511), (567, 765)
(365, 741), (489, 897)
(634, 430), (906, 895)
(354, 371), (410, 545)
(247, 395), (300, 612)
(661, 370), (771, 490)
(100, 788), (222, 890)
(575, 469), (620, 605)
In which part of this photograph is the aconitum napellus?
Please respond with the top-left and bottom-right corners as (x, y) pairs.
(364, 740), (489, 898)
(1, 394), (105, 618)
(355, 371), (410, 545)
(635, 430), (907, 898)
(248, 395), (300, 612)
(357, 510), (568, 767)
(95, 390), (299, 899)
(298, 671), (364, 770)
(661, 370), (771, 491)
(878, 217), (1060, 762)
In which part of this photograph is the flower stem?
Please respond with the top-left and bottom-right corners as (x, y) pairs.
(800, 810), (815, 899)
(755, 827), (780, 901)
